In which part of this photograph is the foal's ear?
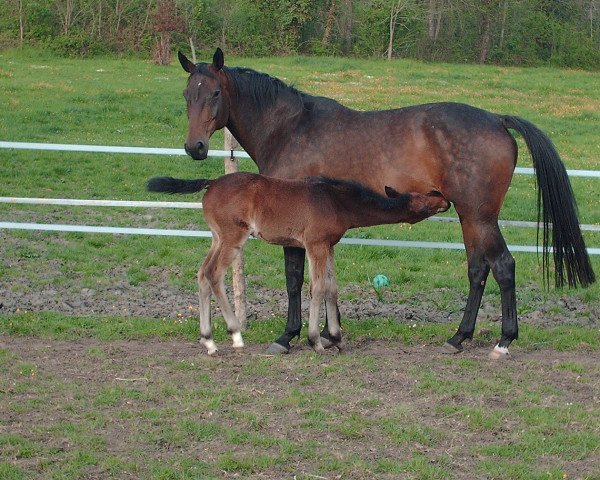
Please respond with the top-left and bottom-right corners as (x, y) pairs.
(213, 48), (224, 70)
(178, 51), (195, 73)
(385, 186), (402, 198)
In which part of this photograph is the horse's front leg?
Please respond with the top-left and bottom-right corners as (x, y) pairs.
(266, 246), (306, 354)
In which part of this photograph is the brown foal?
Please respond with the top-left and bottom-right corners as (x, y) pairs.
(147, 172), (449, 355)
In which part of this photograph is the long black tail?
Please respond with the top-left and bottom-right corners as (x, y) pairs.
(146, 176), (212, 194)
(501, 115), (595, 288)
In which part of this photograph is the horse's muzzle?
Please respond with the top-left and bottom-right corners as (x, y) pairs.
(184, 141), (208, 160)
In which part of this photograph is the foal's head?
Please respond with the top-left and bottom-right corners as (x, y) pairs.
(179, 48), (230, 160)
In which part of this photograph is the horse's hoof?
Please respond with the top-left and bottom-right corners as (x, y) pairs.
(488, 345), (510, 360)
(265, 342), (289, 355)
(439, 342), (463, 354)
(320, 336), (334, 349)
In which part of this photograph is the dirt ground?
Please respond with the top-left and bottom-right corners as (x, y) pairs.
(1, 258), (599, 330)
(1, 243), (599, 477)
(1, 335), (599, 479)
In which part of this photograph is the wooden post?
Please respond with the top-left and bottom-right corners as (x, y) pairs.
(189, 37), (196, 63)
(224, 128), (248, 328)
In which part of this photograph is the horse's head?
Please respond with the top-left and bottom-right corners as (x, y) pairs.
(179, 48), (230, 160)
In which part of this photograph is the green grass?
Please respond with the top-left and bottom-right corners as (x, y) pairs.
(0, 49), (598, 300)
(1, 311), (599, 352)
(1, 48), (600, 479)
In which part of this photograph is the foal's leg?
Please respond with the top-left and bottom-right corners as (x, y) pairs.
(207, 243), (245, 351)
(320, 305), (342, 349)
(306, 245), (331, 353)
(199, 233), (246, 354)
(198, 242), (218, 354)
(322, 249), (343, 350)
(266, 246), (306, 354)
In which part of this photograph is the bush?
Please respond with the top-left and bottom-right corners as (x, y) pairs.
(49, 34), (112, 57)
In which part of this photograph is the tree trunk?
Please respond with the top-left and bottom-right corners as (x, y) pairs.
(428, 0), (442, 41)
(478, 5), (493, 64)
(339, 0), (353, 54)
(322, 0), (337, 47)
(57, 0), (75, 36)
(499, 0), (508, 50)
(18, 0), (24, 46)
(115, 0), (122, 36)
(153, 32), (171, 65)
(388, 4), (396, 60)
(189, 37), (197, 63)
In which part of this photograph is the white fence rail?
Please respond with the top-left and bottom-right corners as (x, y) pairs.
(1, 141), (599, 254)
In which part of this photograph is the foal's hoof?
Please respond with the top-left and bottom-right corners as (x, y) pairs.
(265, 342), (289, 355)
(201, 338), (218, 356)
(439, 342), (463, 354)
(488, 345), (510, 360)
(319, 336), (334, 349)
(312, 343), (326, 354)
(231, 332), (244, 349)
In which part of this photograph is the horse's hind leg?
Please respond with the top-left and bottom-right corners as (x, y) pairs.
(266, 246), (306, 354)
(489, 247), (517, 359)
(444, 220), (517, 358)
(443, 247), (490, 353)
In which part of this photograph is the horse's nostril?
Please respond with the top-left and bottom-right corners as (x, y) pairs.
(196, 141), (205, 152)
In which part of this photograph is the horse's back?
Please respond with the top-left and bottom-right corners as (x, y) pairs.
(268, 101), (517, 218)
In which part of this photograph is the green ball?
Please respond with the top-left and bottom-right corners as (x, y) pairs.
(372, 274), (389, 288)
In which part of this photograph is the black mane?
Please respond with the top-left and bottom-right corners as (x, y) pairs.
(223, 66), (304, 111)
(223, 66), (347, 114)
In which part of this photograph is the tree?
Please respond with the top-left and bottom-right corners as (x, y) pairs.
(151, 0), (184, 65)
(427, 0), (444, 42)
(387, 0), (418, 60)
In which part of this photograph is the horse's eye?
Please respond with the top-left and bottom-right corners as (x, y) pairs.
(213, 90), (220, 98)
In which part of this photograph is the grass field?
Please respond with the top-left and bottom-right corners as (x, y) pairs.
(1, 48), (599, 479)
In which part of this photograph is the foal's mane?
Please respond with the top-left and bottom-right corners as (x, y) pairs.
(308, 176), (410, 210)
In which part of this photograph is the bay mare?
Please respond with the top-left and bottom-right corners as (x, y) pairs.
(147, 173), (449, 355)
(176, 48), (595, 359)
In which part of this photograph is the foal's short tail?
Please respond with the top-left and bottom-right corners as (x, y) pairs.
(146, 177), (212, 194)
(501, 115), (595, 289)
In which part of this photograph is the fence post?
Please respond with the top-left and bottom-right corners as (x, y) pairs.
(223, 128), (248, 328)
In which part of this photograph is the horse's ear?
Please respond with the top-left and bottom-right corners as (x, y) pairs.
(385, 186), (401, 198)
(213, 48), (224, 70)
(178, 51), (195, 73)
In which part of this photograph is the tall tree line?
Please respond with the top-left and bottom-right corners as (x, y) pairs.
(1, 0), (599, 69)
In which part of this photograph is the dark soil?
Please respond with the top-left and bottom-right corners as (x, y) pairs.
(1, 336), (599, 479)
(1, 256), (598, 329)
